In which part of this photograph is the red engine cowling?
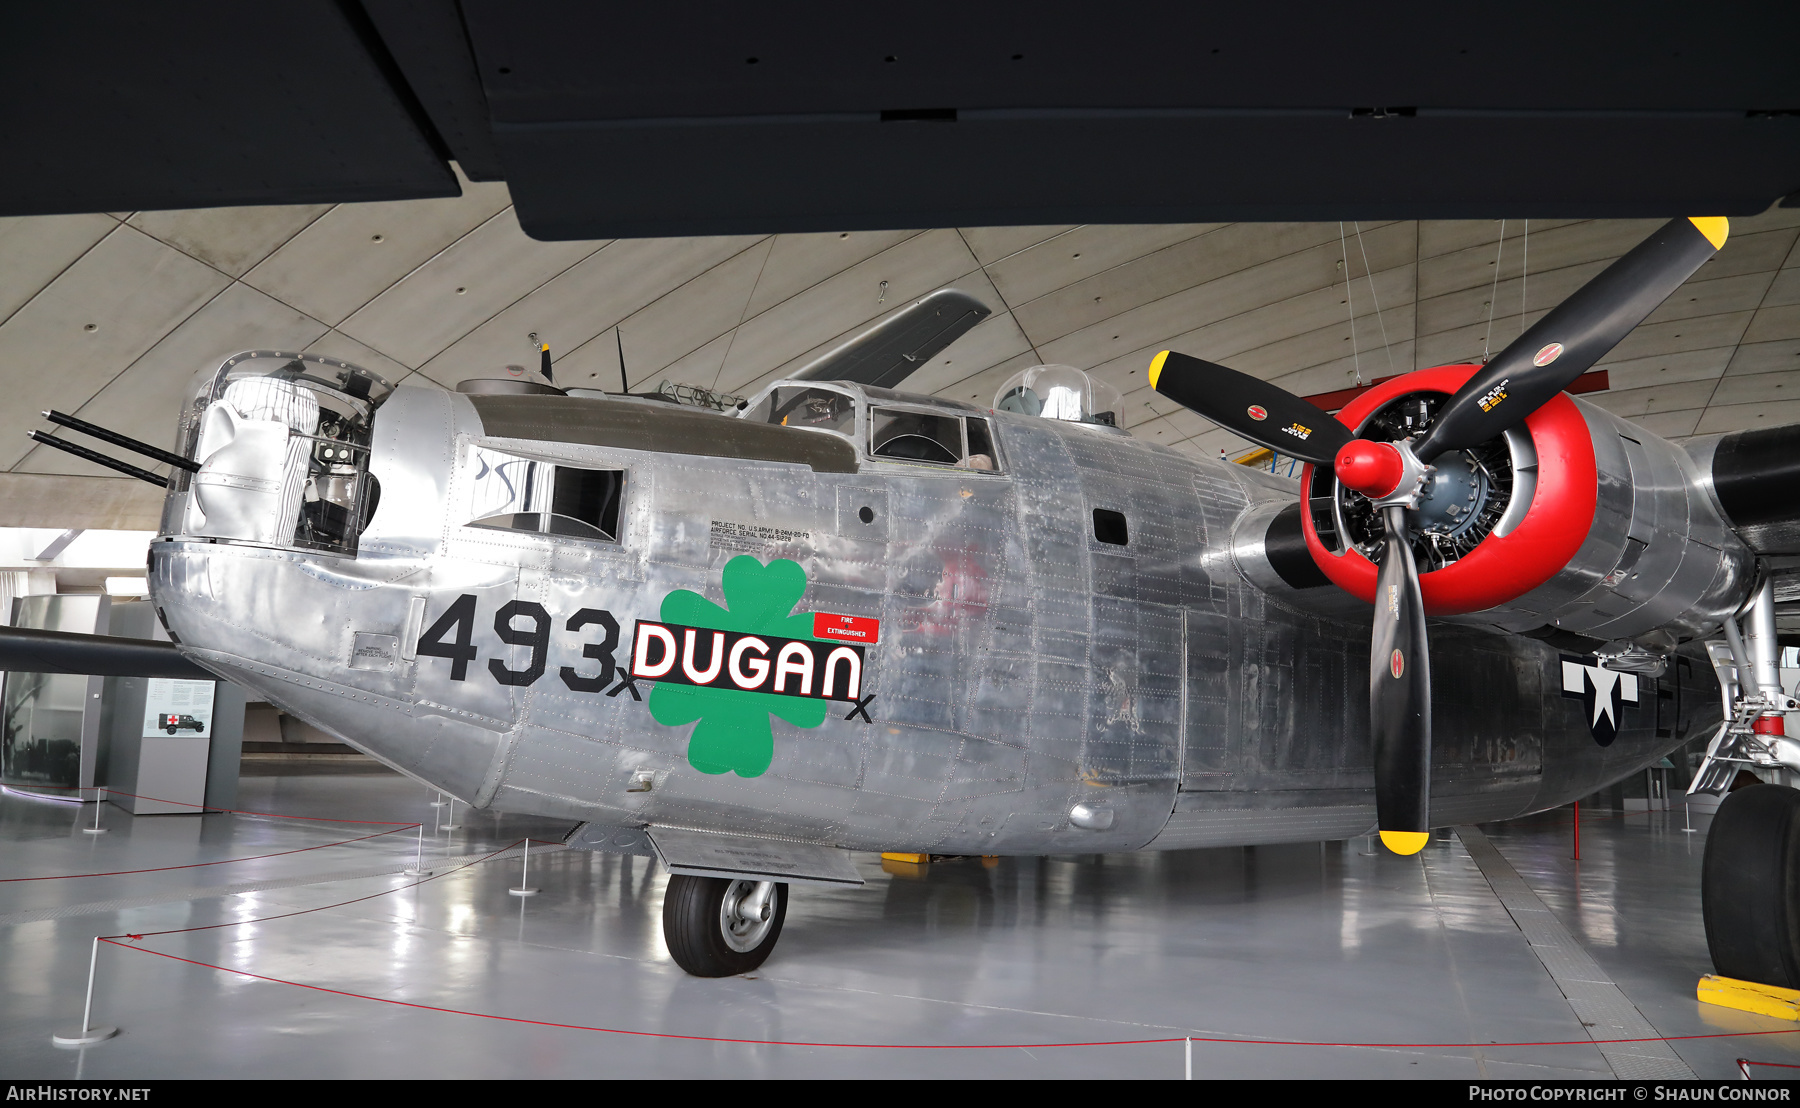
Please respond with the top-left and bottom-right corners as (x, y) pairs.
(1296, 364), (1752, 640)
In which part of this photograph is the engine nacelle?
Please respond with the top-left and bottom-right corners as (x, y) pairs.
(1300, 364), (1755, 642)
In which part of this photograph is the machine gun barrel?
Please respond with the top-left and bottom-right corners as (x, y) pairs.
(27, 430), (169, 487)
(42, 409), (199, 472)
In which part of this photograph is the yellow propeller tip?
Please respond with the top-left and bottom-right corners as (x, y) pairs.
(1148, 350), (1170, 390)
(1689, 217), (1729, 251)
(541, 343), (550, 352)
(1379, 830), (1430, 856)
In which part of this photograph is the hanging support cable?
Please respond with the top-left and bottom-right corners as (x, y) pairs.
(1352, 221), (1398, 378)
(1482, 220), (1507, 363)
(1339, 222), (1362, 386)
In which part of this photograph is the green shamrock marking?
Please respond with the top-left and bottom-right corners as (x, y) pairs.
(648, 555), (828, 777)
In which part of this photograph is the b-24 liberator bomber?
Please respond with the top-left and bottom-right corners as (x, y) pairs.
(14, 220), (1800, 986)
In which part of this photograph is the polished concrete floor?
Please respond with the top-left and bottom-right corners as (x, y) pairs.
(2, 762), (1795, 1080)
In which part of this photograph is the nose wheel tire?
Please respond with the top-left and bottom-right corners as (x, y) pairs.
(1703, 783), (1800, 988)
(662, 874), (787, 977)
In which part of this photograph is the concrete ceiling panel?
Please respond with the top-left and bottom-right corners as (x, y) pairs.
(1586, 379), (1721, 421)
(1726, 339), (1800, 377)
(1416, 219), (1588, 260)
(302, 330), (422, 391)
(1607, 312), (1754, 365)
(0, 226), (227, 470)
(336, 207), (603, 367)
(1631, 410), (1704, 440)
(1744, 304), (1800, 346)
(1642, 271), (1781, 326)
(743, 230), (923, 319)
(1022, 222), (1414, 356)
(1709, 369), (1800, 408)
(1696, 399), (1800, 436)
(0, 213), (117, 325)
(128, 204), (332, 278)
(1415, 219), (1662, 301)
(1414, 261), (1603, 341)
(1010, 221), (1356, 345)
(581, 239), (779, 393)
(1763, 266), (1800, 309)
(918, 352), (1039, 414)
(1704, 227), (1799, 280)
(16, 282), (329, 475)
(957, 226), (1075, 266)
(417, 233), (765, 388)
(983, 224), (1222, 308)
(647, 331), (735, 397)
(0, 473), (163, 530)
(1268, 345), (1420, 398)
(1047, 263), (1415, 378)
(1602, 347), (1735, 392)
(242, 174), (514, 326)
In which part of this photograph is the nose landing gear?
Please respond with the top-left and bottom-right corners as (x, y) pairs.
(662, 875), (788, 977)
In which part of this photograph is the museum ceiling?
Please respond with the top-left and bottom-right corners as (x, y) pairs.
(1, 177), (1794, 496)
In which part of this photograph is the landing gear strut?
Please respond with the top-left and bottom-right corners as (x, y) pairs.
(1703, 784), (1800, 987)
(662, 874), (787, 977)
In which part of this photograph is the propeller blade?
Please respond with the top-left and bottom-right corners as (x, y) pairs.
(1148, 350), (1353, 468)
(1416, 216), (1728, 461)
(1370, 504), (1432, 855)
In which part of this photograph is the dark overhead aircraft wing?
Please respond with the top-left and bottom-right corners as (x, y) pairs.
(790, 289), (990, 391)
(0, 626), (215, 680)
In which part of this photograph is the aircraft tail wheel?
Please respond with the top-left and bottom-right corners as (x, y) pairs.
(662, 875), (787, 977)
(1703, 784), (1800, 987)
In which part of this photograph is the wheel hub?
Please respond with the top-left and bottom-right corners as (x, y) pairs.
(719, 880), (777, 953)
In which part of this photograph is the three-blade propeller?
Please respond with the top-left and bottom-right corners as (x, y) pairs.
(1147, 217), (1728, 853)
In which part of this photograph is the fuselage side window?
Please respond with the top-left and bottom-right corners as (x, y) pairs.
(870, 408), (965, 466)
(467, 447), (624, 543)
(965, 417), (997, 471)
(748, 386), (857, 439)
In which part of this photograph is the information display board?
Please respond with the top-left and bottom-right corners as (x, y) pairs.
(142, 679), (215, 738)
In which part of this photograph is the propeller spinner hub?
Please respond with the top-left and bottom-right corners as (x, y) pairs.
(1334, 439), (1405, 498)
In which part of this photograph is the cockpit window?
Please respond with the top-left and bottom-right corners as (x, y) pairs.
(466, 447), (623, 543)
(870, 408), (1001, 471)
(742, 386), (857, 438)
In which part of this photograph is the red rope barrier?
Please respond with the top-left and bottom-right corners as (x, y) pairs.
(12, 783), (420, 825)
(92, 938), (1800, 1053)
(101, 838), (544, 940)
(0, 824), (413, 882)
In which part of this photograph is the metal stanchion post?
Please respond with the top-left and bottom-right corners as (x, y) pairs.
(404, 823), (432, 877)
(52, 938), (118, 1046)
(82, 789), (107, 835)
(1574, 800), (1581, 861)
(1185, 1037), (1192, 1080)
(442, 797), (459, 832)
(509, 839), (539, 897)
(1684, 799), (1697, 834)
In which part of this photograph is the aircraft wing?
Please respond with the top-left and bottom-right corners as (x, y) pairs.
(0, 625), (215, 680)
(790, 289), (990, 390)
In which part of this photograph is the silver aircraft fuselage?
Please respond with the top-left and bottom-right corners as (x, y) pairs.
(149, 377), (1716, 855)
